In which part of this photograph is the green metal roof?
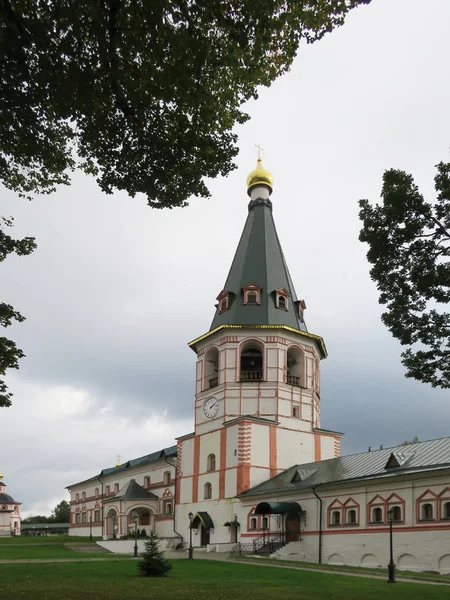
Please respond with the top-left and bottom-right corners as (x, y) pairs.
(238, 437), (450, 498)
(191, 511), (214, 530)
(106, 479), (158, 501)
(66, 445), (177, 489)
(255, 501), (302, 515)
(210, 198), (308, 332)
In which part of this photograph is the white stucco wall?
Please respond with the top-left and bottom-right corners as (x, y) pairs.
(250, 425), (269, 467)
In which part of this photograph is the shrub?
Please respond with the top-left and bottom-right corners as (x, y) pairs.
(137, 530), (172, 577)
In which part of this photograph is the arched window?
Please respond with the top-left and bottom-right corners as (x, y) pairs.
(243, 284), (262, 305)
(114, 483), (119, 494)
(240, 342), (263, 381)
(250, 517), (257, 530)
(75, 493), (79, 502)
(144, 476), (151, 488)
(82, 492), (86, 501)
(163, 471), (171, 485)
(105, 485), (110, 495)
(422, 503), (434, 520)
(332, 511), (341, 525)
(372, 507), (383, 523)
(261, 517), (269, 530)
(286, 347), (303, 387)
(392, 506), (402, 521)
(444, 502), (450, 519)
(216, 290), (229, 313)
(204, 482), (212, 500)
(275, 289), (289, 310)
(347, 509), (357, 525)
(205, 347), (219, 389)
(95, 488), (99, 499)
(207, 454), (216, 472)
(165, 502), (173, 515)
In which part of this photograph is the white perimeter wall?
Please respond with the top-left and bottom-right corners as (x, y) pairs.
(275, 530), (450, 574)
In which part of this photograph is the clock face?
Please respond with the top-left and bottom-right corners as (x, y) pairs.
(203, 396), (219, 418)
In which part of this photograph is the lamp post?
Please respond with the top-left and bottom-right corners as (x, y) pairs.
(134, 517), (138, 558)
(89, 517), (92, 543)
(188, 512), (194, 559)
(387, 508), (396, 584)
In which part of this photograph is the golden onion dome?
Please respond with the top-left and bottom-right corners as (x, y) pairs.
(246, 158), (273, 196)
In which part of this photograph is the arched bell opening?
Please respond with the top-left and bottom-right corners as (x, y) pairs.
(205, 347), (219, 389)
(286, 347), (303, 387)
(240, 341), (263, 382)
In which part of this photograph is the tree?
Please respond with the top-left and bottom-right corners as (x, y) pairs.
(21, 515), (49, 524)
(0, 0), (371, 208)
(398, 436), (420, 446)
(0, 217), (36, 407)
(137, 530), (172, 577)
(50, 500), (70, 523)
(359, 163), (450, 388)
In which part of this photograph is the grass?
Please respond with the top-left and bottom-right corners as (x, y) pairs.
(0, 544), (124, 560)
(230, 555), (450, 583)
(0, 534), (99, 545)
(0, 559), (448, 600)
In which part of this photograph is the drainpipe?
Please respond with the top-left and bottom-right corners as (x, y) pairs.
(96, 476), (104, 538)
(164, 456), (183, 545)
(312, 485), (323, 564)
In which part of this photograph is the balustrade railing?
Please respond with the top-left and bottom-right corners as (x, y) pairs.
(240, 370), (263, 382)
(287, 374), (301, 386)
(209, 377), (218, 388)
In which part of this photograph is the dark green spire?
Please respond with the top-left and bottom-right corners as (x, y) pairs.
(210, 197), (307, 332)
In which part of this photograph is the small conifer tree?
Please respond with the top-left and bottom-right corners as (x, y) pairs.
(137, 530), (172, 577)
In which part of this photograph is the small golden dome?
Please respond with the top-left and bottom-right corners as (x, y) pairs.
(246, 158), (273, 196)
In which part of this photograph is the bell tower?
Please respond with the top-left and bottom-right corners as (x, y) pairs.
(177, 159), (341, 509)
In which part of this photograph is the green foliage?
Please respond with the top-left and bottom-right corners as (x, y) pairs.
(21, 515), (50, 525)
(398, 436), (420, 446)
(50, 500), (70, 523)
(137, 530), (171, 577)
(359, 163), (450, 388)
(21, 500), (71, 524)
(0, 217), (36, 407)
(0, 1), (371, 208)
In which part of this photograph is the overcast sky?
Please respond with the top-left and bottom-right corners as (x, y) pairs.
(2, 0), (450, 517)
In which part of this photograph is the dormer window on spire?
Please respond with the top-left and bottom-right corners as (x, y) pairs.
(275, 288), (289, 310)
(243, 283), (262, 305)
(295, 299), (307, 322)
(216, 290), (229, 313)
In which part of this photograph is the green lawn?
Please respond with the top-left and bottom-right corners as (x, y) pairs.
(0, 544), (122, 560)
(0, 534), (99, 545)
(230, 555), (450, 583)
(0, 559), (448, 600)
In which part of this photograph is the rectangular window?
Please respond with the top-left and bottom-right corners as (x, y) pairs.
(82, 513), (87, 523)
(94, 510), (100, 523)
(75, 513), (80, 524)
(292, 406), (299, 418)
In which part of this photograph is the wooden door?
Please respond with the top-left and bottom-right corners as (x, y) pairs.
(285, 513), (300, 542)
(200, 526), (210, 546)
